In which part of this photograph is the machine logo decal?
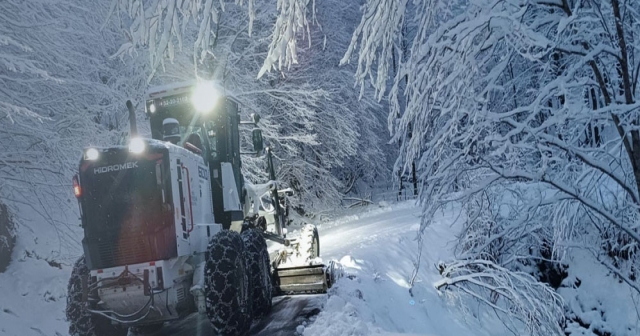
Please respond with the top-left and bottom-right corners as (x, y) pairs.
(198, 166), (208, 180)
(93, 161), (139, 174)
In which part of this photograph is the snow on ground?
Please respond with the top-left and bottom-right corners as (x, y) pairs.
(0, 256), (70, 336)
(560, 250), (640, 336)
(300, 202), (509, 336)
(0, 197), (79, 336)
(3, 198), (638, 336)
(0, 201), (506, 336)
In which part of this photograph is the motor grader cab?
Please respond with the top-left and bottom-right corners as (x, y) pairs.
(66, 81), (338, 336)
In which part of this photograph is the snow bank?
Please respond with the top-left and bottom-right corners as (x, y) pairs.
(561, 250), (640, 336)
(303, 201), (640, 336)
(302, 202), (509, 336)
(0, 191), (80, 336)
(311, 201), (416, 234)
(0, 257), (69, 335)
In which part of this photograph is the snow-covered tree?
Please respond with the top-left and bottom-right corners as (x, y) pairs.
(109, 0), (316, 80)
(0, 0), (148, 256)
(112, 0), (393, 212)
(345, 0), (640, 334)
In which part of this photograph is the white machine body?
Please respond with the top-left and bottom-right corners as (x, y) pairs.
(88, 141), (226, 325)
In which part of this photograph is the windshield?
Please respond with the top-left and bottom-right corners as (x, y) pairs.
(149, 98), (219, 159)
(178, 124), (218, 159)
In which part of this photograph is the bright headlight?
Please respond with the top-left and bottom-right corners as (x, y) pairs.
(129, 137), (146, 154)
(149, 103), (156, 113)
(85, 148), (99, 161)
(191, 81), (220, 114)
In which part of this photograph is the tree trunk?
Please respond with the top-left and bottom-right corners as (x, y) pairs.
(0, 202), (15, 273)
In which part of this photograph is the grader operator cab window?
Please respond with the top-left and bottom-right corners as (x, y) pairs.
(184, 132), (204, 154)
(162, 116), (207, 156)
(146, 82), (226, 161)
(174, 125), (206, 156)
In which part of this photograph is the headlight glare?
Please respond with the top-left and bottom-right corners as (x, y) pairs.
(85, 148), (99, 161)
(191, 81), (220, 114)
(129, 137), (146, 154)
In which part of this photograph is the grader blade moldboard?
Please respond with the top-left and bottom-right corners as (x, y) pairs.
(274, 264), (328, 295)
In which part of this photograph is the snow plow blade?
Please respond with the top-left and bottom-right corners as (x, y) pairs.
(273, 261), (340, 295)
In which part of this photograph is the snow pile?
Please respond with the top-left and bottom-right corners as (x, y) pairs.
(303, 202), (640, 336)
(561, 250), (640, 336)
(301, 202), (508, 336)
(0, 256), (70, 336)
(0, 192), (80, 336)
(301, 290), (383, 336)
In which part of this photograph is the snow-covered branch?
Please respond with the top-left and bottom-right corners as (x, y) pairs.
(110, 0), (316, 79)
(435, 259), (565, 336)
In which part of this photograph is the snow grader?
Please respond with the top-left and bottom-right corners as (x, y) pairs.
(66, 81), (338, 336)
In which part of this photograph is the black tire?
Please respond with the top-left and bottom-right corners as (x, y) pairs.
(299, 224), (320, 263)
(205, 230), (253, 335)
(241, 229), (273, 318)
(66, 256), (128, 336)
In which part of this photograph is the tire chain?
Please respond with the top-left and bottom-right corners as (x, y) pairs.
(241, 229), (273, 318)
(204, 230), (252, 335)
(66, 256), (127, 336)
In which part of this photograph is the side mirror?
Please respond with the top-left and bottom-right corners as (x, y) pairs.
(251, 113), (261, 124)
(252, 129), (264, 153)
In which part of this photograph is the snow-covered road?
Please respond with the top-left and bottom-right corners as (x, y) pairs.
(149, 203), (424, 336)
(300, 202), (508, 336)
(320, 203), (422, 260)
(153, 201), (506, 336)
(1, 202), (507, 336)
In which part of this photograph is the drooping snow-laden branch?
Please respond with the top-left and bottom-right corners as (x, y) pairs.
(258, 0), (316, 78)
(109, 0), (315, 79)
(340, 0), (410, 100)
(435, 259), (565, 336)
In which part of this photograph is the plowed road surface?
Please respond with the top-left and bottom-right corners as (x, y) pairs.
(149, 205), (419, 336)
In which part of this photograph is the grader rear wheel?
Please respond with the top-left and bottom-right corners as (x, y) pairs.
(204, 230), (253, 336)
(66, 256), (128, 336)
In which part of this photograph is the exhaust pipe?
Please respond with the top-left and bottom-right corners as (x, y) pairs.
(126, 100), (137, 138)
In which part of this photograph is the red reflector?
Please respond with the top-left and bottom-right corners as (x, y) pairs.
(97, 269), (103, 274)
(149, 261), (155, 266)
(72, 175), (81, 198)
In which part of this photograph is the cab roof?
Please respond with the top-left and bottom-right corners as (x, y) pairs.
(146, 80), (238, 102)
